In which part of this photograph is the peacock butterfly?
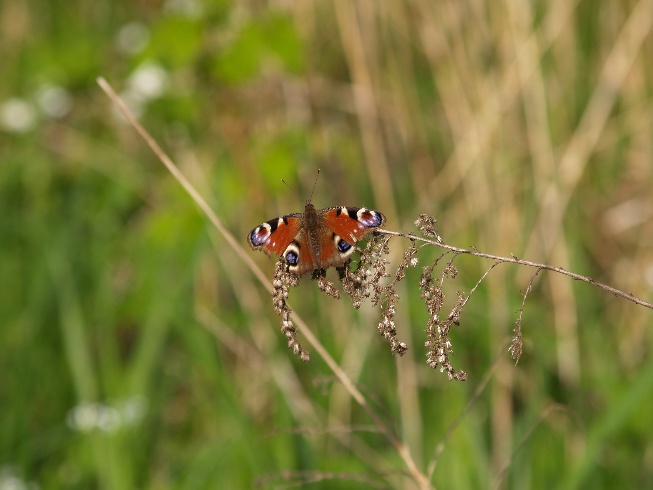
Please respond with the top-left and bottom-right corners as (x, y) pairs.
(247, 201), (386, 276)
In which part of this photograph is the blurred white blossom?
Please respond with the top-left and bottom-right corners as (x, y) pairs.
(35, 85), (73, 119)
(67, 396), (147, 433)
(0, 98), (37, 133)
(115, 62), (169, 119)
(0, 467), (38, 490)
(164, 0), (203, 17)
(116, 22), (149, 55)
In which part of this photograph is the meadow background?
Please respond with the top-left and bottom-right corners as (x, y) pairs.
(1, 0), (653, 488)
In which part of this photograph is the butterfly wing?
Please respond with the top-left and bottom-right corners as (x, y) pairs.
(314, 206), (386, 270)
(247, 213), (304, 257)
(320, 207), (386, 244)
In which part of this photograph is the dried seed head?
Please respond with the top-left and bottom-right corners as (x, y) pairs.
(272, 259), (309, 361)
(415, 214), (442, 242)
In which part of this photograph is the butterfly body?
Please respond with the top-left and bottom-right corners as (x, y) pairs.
(247, 202), (386, 276)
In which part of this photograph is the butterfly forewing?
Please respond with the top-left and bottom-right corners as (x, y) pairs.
(247, 214), (303, 257)
(320, 207), (386, 245)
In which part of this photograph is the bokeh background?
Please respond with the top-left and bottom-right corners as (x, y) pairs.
(2, 0), (653, 488)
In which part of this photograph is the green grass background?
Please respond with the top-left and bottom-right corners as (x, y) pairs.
(1, 1), (652, 488)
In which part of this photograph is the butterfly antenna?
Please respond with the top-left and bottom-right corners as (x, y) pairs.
(281, 178), (295, 194)
(308, 168), (321, 204)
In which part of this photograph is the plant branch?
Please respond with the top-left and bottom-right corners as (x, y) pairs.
(379, 229), (653, 310)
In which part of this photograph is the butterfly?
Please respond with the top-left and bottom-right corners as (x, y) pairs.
(247, 201), (386, 276)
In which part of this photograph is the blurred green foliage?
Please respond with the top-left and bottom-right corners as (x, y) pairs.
(1, 0), (653, 489)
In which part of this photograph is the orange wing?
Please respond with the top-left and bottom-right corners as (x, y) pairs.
(247, 214), (303, 257)
(320, 207), (386, 244)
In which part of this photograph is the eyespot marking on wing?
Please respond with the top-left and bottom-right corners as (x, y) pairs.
(357, 208), (384, 227)
(333, 233), (355, 259)
(283, 241), (301, 271)
(249, 222), (273, 247)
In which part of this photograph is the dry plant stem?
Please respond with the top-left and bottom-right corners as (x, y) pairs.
(511, 268), (545, 363)
(97, 77), (432, 490)
(96, 78), (270, 291)
(379, 229), (653, 310)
